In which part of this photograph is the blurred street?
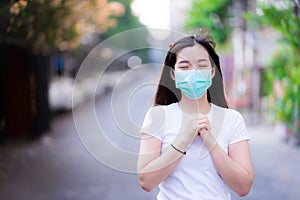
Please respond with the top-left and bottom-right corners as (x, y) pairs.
(1, 67), (300, 200)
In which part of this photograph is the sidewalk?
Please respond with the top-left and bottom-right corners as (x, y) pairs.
(0, 67), (160, 200)
(1, 66), (300, 199)
(1, 119), (299, 199)
(231, 124), (300, 200)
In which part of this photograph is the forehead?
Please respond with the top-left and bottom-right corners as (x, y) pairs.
(176, 43), (209, 62)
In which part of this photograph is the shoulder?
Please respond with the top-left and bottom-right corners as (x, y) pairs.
(212, 104), (246, 129)
(144, 103), (178, 122)
(158, 102), (179, 110)
(212, 104), (244, 120)
(147, 103), (179, 114)
(212, 105), (249, 144)
(225, 108), (245, 122)
(141, 103), (179, 140)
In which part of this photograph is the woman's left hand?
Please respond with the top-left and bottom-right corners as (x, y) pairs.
(197, 116), (216, 149)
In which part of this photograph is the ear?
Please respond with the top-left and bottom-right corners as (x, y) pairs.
(211, 67), (216, 78)
(170, 68), (175, 80)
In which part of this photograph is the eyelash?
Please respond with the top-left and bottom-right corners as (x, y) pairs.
(179, 66), (189, 68)
(177, 64), (208, 70)
(179, 65), (207, 68)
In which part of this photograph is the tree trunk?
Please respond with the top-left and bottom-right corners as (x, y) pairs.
(0, 44), (50, 142)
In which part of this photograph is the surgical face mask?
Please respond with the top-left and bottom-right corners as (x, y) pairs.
(174, 69), (212, 100)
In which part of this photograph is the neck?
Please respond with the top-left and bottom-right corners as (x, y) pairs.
(179, 93), (211, 114)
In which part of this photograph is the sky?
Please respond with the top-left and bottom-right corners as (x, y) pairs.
(131, 0), (171, 29)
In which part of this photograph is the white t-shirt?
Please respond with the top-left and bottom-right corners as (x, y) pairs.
(140, 103), (250, 200)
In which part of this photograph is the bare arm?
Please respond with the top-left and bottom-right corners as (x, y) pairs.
(137, 109), (201, 192)
(137, 134), (191, 192)
(200, 130), (254, 196)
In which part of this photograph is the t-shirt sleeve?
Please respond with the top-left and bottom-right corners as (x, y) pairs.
(139, 106), (167, 141)
(228, 110), (250, 145)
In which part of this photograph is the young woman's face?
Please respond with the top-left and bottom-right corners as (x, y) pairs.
(174, 43), (212, 71)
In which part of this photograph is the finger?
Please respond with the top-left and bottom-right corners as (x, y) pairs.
(199, 129), (211, 138)
(198, 116), (210, 122)
(197, 124), (211, 131)
(198, 119), (210, 125)
(198, 119), (211, 126)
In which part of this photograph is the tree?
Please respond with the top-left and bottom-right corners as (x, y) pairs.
(0, 0), (125, 53)
(185, 0), (233, 44)
(101, 0), (149, 63)
(0, 0), (125, 140)
(247, 0), (300, 143)
(103, 0), (145, 37)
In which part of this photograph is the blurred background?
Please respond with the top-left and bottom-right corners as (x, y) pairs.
(0, 0), (299, 199)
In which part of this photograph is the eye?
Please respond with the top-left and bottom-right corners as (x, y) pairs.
(179, 65), (189, 69)
(177, 64), (190, 70)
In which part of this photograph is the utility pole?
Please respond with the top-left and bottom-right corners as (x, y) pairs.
(247, 0), (261, 123)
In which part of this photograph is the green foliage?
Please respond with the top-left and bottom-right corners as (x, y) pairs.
(263, 48), (299, 127)
(185, 0), (233, 44)
(104, 0), (145, 36)
(102, 0), (148, 62)
(262, 51), (288, 96)
(247, 0), (300, 128)
(245, 1), (300, 53)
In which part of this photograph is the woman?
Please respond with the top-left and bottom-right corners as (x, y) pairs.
(137, 33), (254, 200)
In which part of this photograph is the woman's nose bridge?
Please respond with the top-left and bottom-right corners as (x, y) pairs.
(187, 59), (200, 68)
(190, 62), (198, 69)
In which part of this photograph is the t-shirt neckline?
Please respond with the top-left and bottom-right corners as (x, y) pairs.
(175, 102), (214, 117)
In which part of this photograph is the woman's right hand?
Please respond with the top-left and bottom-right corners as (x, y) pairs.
(173, 112), (202, 150)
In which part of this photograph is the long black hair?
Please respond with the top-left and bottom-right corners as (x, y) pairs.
(153, 33), (229, 108)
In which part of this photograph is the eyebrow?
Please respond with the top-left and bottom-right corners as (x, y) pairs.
(177, 60), (189, 64)
(177, 59), (208, 64)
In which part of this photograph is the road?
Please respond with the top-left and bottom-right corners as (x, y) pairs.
(0, 67), (300, 200)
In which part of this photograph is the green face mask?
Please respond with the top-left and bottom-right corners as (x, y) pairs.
(175, 69), (212, 100)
